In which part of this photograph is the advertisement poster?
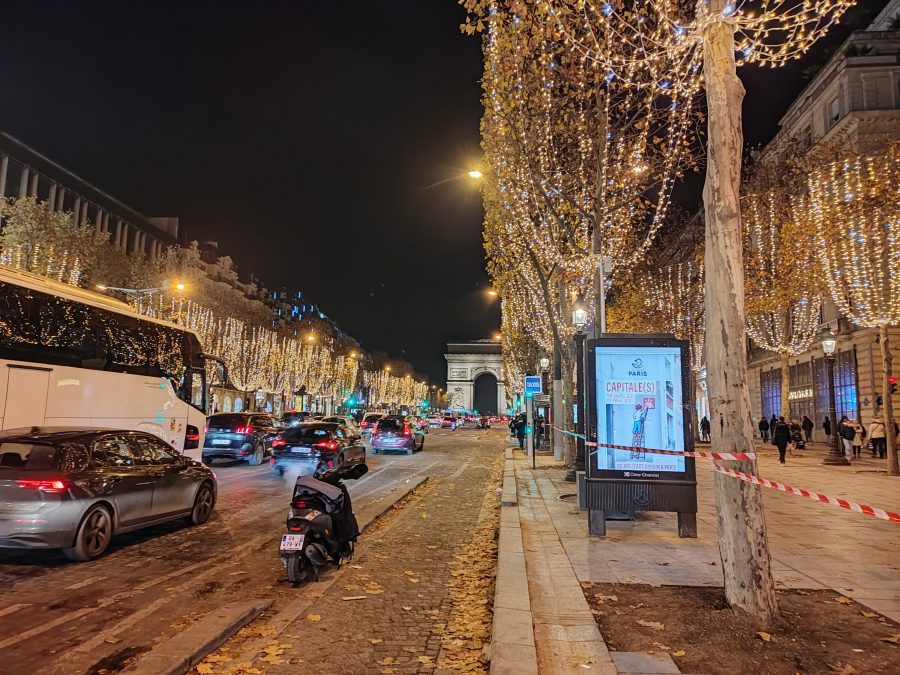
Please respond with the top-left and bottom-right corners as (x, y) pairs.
(594, 345), (685, 474)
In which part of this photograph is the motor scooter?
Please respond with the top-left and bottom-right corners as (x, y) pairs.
(279, 461), (368, 583)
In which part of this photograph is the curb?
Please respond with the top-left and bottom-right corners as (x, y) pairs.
(490, 449), (538, 675)
(124, 600), (270, 675)
(125, 475), (429, 675)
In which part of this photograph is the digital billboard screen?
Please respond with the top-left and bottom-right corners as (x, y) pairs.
(593, 344), (686, 475)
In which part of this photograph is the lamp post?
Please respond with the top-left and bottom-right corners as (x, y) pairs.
(539, 355), (551, 448)
(821, 328), (850, 466)
(566, 296), (589, 482)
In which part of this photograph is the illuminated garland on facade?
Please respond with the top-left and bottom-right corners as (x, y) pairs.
(809, 145), (900, 328)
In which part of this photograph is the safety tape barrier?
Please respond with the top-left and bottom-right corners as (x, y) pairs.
(712, 464), (900, 523)
(552, 427), (756, 461)
(546, 427), (897, 523)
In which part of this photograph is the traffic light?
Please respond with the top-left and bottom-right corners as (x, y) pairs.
(422, 400), (430, 408)
(891, 377), (898, 395)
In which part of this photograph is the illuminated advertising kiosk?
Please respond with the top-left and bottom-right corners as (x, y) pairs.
(581, 334), (697, 537)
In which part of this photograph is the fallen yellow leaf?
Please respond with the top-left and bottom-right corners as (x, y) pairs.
(636, 619), (665, 631)
(861, 611), (878, 618)
(880, 632), (900, 644)
(368, 638), (383, 644)
(834, 596), (852, 605)
(673, 650), (686, 657)
(197, 665), (215, 675)
(307, 614), (321, 622)
(402, 606), (412, 611)
(757, 631), (773, 642)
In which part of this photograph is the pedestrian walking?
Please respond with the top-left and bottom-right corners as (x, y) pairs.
(823, 416), (831, 438)
(838, 416), (855, 460)
(758, 417), (770, 443)
(772, 416), (792, 465)
(851, 419), (866, 458)
(535, 416), (544, 450)
(870, 418), (886, 459)
(801, 415), (814, 443)
(515, 415), (526, 450)
(700, 416), (711, 442)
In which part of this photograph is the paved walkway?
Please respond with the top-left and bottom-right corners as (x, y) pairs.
(493, 441), (900, 673)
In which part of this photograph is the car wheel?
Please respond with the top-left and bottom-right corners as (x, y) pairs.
(186, 482), (215, 525)
(248, 443), (264, 466)
(64, 505), (113, 562)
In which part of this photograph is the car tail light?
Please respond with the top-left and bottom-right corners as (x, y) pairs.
(314, 440), (339, 451)
(16, 479), (68, 492)
(288, 523), (304, 532)
(403, 423), (412, 437)
(326, 459), (334, 468)
(293, 501), (307, 508)
(272, 435), (286, 448)
(234, 425), (252, 434)
(185, 430), (200, 442)
(372, 422), (379, 435)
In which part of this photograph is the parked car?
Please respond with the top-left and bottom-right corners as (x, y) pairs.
(270, 422), (366, 476)
(278, 411), (312, 428)
(371, 415), (425, 454)
(360, 412), (384, 437)
(322, 415), (361, 433)
(202, 413), (279, 465)
(0, 427), (216, 561)
(441, 415), (458, 431)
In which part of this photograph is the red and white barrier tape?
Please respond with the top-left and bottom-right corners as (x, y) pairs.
(553, 428), (756, 461)
(712, 464), (900, 523)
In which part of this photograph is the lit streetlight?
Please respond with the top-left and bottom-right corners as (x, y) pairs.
(467, 169), (483, 179)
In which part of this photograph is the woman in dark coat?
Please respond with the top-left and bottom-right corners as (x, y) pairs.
(772, 416), (792, 465)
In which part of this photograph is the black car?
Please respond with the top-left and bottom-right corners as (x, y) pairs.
(202, 413), (279, 465)
(0, 427), (216, 561)
(270, 422), (366, 476)
(278, 411), (313, 428)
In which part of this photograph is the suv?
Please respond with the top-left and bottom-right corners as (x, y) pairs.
(441, 415), (458, 431)
(372, 415), (425, 455)
(360, 412), (384, 437)
(270, 422), (366, 476)
(202, 413), (279, 465)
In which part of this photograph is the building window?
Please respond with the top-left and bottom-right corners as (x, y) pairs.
(788, 360), (814, 422)
(813, 350), (858, 425)
(829, 96), (841, 127)
(760, 368), (782, 420)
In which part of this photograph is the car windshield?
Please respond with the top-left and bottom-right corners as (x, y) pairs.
(322, 417), (345, 424)
(363, 414), (382, 422)
(282, 426), (334, 442)
(0, 442), (62, 470)
(377, 418), (403, 431)
(208, 414), (250, 429)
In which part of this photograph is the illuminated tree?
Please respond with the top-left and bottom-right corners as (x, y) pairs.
(743, 156), (822, 419)
(810, 145), (900, 476)
(527, 0), (857, 626)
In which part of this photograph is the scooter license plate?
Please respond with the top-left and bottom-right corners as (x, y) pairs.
(280, 534), (305, 551)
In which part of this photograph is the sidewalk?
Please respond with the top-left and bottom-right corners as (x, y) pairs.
(491, 442), (900, 674)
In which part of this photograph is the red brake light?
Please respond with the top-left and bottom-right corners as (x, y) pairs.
(288, 524), (304, 532)
(403, 423), (412, 437)
(234, 425), (252, 434)
(186, 431), (200, 441)
(16, 479), (68, 492)
(314, 440), (339, 451)
(293, 501), (307, 508)
(272, 435), (286, 448)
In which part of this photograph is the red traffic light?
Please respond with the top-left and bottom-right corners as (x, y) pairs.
(890, 377), (897, 385)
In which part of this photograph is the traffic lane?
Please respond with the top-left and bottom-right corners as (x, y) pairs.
(0, 446), (443, 674)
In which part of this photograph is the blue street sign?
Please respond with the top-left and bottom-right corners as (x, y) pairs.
(524, 376), (542, 395)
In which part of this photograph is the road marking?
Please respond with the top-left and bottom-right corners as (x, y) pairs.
(0, 604), (30, 619)
(65, 576), (105, 590)
(1, 532), (273, 655)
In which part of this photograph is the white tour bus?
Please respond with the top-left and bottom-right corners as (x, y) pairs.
(0, 267), (215, 459)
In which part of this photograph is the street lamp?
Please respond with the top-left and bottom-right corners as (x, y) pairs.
(821, 327), (850, 466)
(467, 169), (483, 179)
(492, 332), (502, 342)
(539, 356), (550, 371)
(486, 289), (498, 298)
(567, 294), (589, 481)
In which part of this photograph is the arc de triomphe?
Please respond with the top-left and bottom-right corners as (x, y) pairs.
(445, 341), (505, 414)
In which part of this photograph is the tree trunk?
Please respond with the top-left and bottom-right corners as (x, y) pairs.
(562, 348), (575, 468)
(780, 352), (791, 420)
(879, 326), (899, 475)
(702, 2), (779, 628)
(552, 346), (564, 461)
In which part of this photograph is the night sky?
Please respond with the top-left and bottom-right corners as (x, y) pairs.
(0, 1), (888, 383)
